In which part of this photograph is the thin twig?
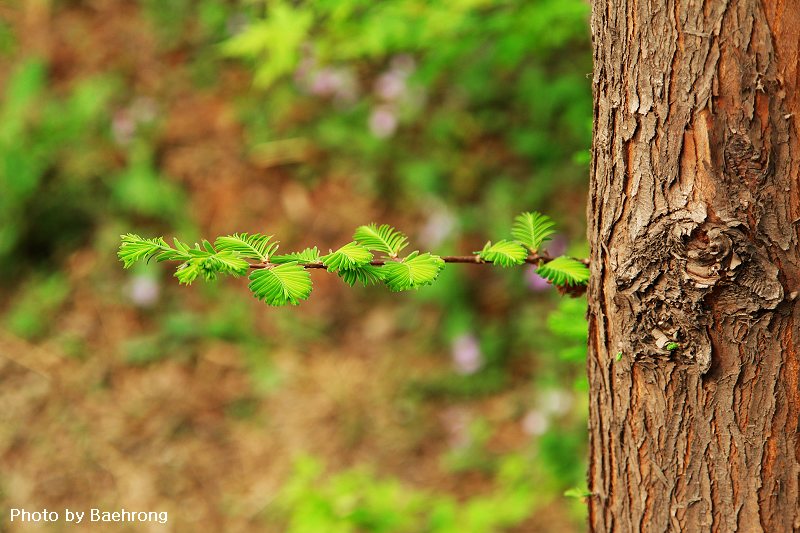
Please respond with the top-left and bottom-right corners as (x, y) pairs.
(246, 252), (590, 296)
(248, 253), (589, 269)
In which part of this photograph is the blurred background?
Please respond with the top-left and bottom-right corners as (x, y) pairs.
(0, 0), (592, 531)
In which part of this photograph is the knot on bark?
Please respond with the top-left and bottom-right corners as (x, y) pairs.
(677, 225), (741, 288)
(614, 217), (782, 374)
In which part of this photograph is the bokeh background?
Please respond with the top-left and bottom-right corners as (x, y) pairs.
(0, 1), (592, 531)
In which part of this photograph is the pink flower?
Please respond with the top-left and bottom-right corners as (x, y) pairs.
(525, 235), (571, 292)
(525, 267), (552, 292)
(112, 112), (135, 146)
(310, 68), (343, 97)
(294, 60), (358, 104)
(539, 388), (573, 416)
(127, 274), (160, 307)
(374, 71), (407, 101)
(451, 333), (482, 375)
(419, 207), (456, 248)
(545, 234), (568, 257)
(522, 410), (549, 436)
(368, 106), (398, 138)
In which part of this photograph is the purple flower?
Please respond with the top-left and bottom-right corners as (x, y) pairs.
(419, 207), (456, 248)
(127, 275), (160, 308)
(545, 234), (568, 257)
(112, 98), (158, 146)
(525, 266), (552, 292)
(112, 112), (135, 146)
(451, 333), (482, 375)
(525, 235), (572, 292)
(539, 388), (573, 416)
(522, 410), (549, 436)
(368, 106), (398, 138)
(310, 68), (343, 97)
(295, 63), (358, 104)
(374, 71), (407, 101)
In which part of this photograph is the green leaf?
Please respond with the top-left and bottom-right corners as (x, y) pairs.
(337, 264), (385, 287)
(564, 487), (592, 499)
(511, 212), (556, 252)
(248, 263), (312, 306)
(353, 223), (409, 257)
(175, 261), (201, 285)
(220, 3), (313, 89)
(536, 256), (590, 286)
(381, 252), (444, 291)
(214, 233), (277, 262)
(118, 234), (166, 268)
(173, 237), (191, 256)
(118, 234), (189, 268)
(477, 240), (528, 267)
(272, 247), (321, 264)
(210, 250), (250, 276)
(173, 251), (249, 286)
(321, 242), (372, 272)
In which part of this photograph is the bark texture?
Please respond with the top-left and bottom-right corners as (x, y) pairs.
(587, 0), (800, 531)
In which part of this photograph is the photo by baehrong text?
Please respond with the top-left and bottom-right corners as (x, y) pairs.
(9, 508), (168, 524)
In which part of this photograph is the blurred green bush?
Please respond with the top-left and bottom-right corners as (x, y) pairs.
(225, 0), (592, 215)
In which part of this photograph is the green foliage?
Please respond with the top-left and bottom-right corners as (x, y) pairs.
(337, 264), (385, 287)
(536, 256), (590, 287)
(118, 234), (189, 268)
(442, 418), (494, 473)
(563, 487), (592, 499)
(477, 240), (528, 268)
(0, 58), (119, 273)
(118, 234), (249, 285)
(227, 0), (592, 220)
(381, 252), (445, 292)
(511, 212), (556, 252)
(666, 342), (680, 352)
(546, 298), (589, 343)
(353, 224), (409, 258)
(175, 248), (250, 285)
(540, 297), (589, 366)
(215, 233), (278, 262)
(110, 142), (185, 221)
(249, 263), (313, 306)
(321, 242), (374, 271)
(273, 247), (322, 264)
(271, 454), (542, 533)
(118, 211), (588, 306)
(221, 1), (314, 88)
(4, 273), (70, 340)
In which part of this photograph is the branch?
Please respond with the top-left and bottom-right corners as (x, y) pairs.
(248, 252), (589, 269)
(248, 253), (589, 296)
(118, 211), (591, 305)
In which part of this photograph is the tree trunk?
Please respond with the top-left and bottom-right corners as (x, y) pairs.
(587, 0), (800, 531)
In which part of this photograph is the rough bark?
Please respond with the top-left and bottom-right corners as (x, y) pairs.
(587, 0), (800, 531)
